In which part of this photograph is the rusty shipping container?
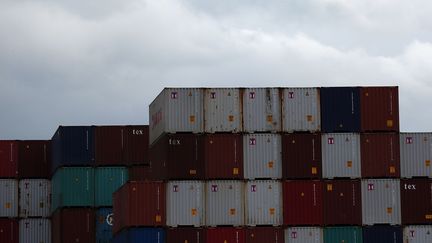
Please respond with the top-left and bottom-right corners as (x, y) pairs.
(0, 179), (18, 218)
(361, 133), (400, 178)
(400, 179), (432, 225)
(245, 227), (284, 243)
(323, 180), (362, 225)
(52, 208), (95, 243)
(285, 227), (323, 243)
(242, 88), (281, 132)
(403, 225), (432, 243)
(204, 88), (242, 133)
(18, 140), (50, 178)
(282, 133), (322, 179)
(19, 218), (51, 243)
(166, 228), (204, 243)
(360, 86), (399, 132)
(283, 180), (323, 226)
(0, 140), (18, 178)
(0, 219), (18, 243)
(113, 181), (166, 234)
(400, 133), (432, 178)
(19, 179), (51, 218)
(205, 227), (245, 243)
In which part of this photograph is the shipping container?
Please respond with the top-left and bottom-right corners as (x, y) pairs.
(320, 87), (361, 132)
(19, 179), (50, 218)
(51, 126), (95, 172)
(19, 218), (51, 243)
(283, 180), (323, 226)
(18, 140), (50, 178)
(242, 88), (281, 132)
(166, 228), (204, 243)
(123, 125), (149, 165)
(400, 133), (432, 178)
(0, 219), (18, 243)
(282, 87), (321, 132)
(361, 133), (400, 178)
(96, 207), (113, 243)
(403, 225), (432, 243)
(361, 179), (401, 225)
(0, 179), (18, 217)
(323, 180), (362, 225)
(113, 181), (166, 234)
(52, 208), (95, 243)
(51, 167), (95, 212)
(166, 181), (205, 227)
(204, 134), (243, 179)
(204, 227), (245, 243)
(204, 88), (242, 133)
(245, 180), (282, 226)
(112, 228), (165, 243)
(0, 140), (18, 178)
(323, 227), (362, 243)
(205, 180), (244, 226)
(285, 227), (323, 243)
(400, 179), (432, 225)
(95, 167), (128, 207)
(282, 133), (322, 179)
(149, 88), (203, 145)
(321, 133), (361, 179)
(363, 225), (402, 243)
(245, 227), (284, 243)
(128, 165), (157, 181)
(360, 86), (399, 132)
(243, 134), (282, 179)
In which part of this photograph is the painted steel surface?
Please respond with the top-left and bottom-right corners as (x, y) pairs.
(0, 179), (18, 217)
(205, 227), (245, 243)
(96, 207), (113, 243)
(52, 208), (95, 243)
(323, 227), (362, 243)
(112, 228), (165, 243)
(95, 167), (128, 207)
(123, 125), (149, 165)
(204, 88), (242, 133)
(362, 225), (402, 243)
(166, 228), (204, 243)
(400, 133), (432, 178)
(245, 227), (284, 243)
(285, 227), (323, 243)
(0, 219), (18, 243)
(403, 225), (432, 243)
(400, 179), (432, 224)
(18, 140), (50, 178)
(128, 165), (157, 181)
(0, 140), (18, 178)
(19, 218), (51, 243)
(282, 87), (320, 132)
(19, 179), (50, 218)
(243, 88), (281, 132)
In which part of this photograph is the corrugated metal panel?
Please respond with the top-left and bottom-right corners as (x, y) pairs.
(282, 87), (321, 132)
(166, 228), (204, 243)
(323, 227), (362, 243)
(285, 227), (323, 243)
(205, 180), (244, 226)
(94, 126), (124, 165)
(0, 179), (18, 217)
(361, 179), (401, 225)
(166, 181), (205, 227)
(0, 140), (18, 178)
(362, 225), (402, 243)
(205, 228), (245, 243)
(128, 165), (157, 181)
(322, 133), (361, 179)
(245, 227), (284, 243)
(18, 140), (51, 178)
(52, 208), (95, 243)
(403, 225), (432, 243)
(0, 219), (18, 243)
(95, 167), (128, 207)
(112, 228), (165, 243)
(123, 125), (149, 165)
(204, 88), (242, 133)
(19, 179), (50, 218)
(283, 180), (323, 226)
(400, 179), (432, 225)
(19, 218), (51, 243)
(149, 88), (203, 145)
(96, 207), (113, 243)
(245, 180), (282, 226)
(243, 88), (281, 132)
(243, 134), (282, 179)
(282, 133), (322, 179)
(400, 133), (432, 178)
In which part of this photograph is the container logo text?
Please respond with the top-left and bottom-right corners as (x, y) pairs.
(249, 138), (256, 145)
(404, 184), (416, 190)
(133, 129), (144, 135)
(290, 232), (297, 238)
(170, 92), (178, 99)
(406, 137), (413, 144)
(328, 138), (334, 144)
(169, 139), (181, 145)
(368, 184), (375, 191)
(251, 185), (257, 192)
(173, 185), (179, 192)
(288, 92), (294, 99)
(211, 185), (218, 192)
(249, 92), (256, 99)
(210, 92), (216, 99)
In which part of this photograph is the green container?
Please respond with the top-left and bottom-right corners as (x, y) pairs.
(324, 227), (362, 243)
(51, 167), (95, 212)
(95, 167), (128, 207)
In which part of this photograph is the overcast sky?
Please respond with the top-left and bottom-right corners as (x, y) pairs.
(1, 0), (432, 139)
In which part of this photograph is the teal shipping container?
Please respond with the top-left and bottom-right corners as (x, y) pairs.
(324, 227), (362, 243)
(95, 167), (128, 207)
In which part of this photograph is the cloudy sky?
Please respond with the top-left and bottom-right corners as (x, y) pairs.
(1, 0), (432, 139)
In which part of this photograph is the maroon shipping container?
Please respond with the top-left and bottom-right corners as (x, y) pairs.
(205, 227), (245, 243)
(128, 165), (158, 181)
(0, 141), (18, 178)
(282, 133), (322, 179)
(204, 134), (243, 179)
(18, 140), (51, 178)
(283, 180), (323, 226)
(123, 125), (149, 165)
(400, 179), (432, 225)
(0, 219), (18, 243)
(361, 133), (400, 178)
(113, 181), (166, 234)
(166, 228), (204, 243)
(360, 86), (399, 132)
(52, 208), (95, 243)
(323, 180), (362, 225)
(245, 227), (284, 243)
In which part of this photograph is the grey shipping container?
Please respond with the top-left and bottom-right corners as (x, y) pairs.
(0, 179), (18, 217)
(361, 179), (401, 225)
(204, 88), (242, 133)
(19, 218), (51, 243)
(400, 133), (432, 178)
(242, 88), (281, 132)
(245, 180), (282, 226)
(403, 225), (432, 243)
(243, 134), (282, 179)
(166, 181), (205, 227)
(285, 227), (323, 243)
(322, 133), (361, 178)
(149, 88), (204, 145)
(19, 179), (50, 218)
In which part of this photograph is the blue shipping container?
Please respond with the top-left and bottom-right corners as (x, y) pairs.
(320, 87), (361, 132)
(96, 208), (113, 243)
(363, 225), (402, 243)
(112, 228), (165, 243)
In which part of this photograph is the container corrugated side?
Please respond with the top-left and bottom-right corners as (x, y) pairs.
(285, 227), (323, 243)
(0, 140), (18, 178)
(94, 126), (124, 165)
(18, 140), (51, 178)
(128, 165), (157, 181)
(123, 125), (149, 165)
(112, 228), (165, 243)
(96, 207), (113, 243)
(0, 179), (18, 217)
(362, 225), (402, 243)
(282, 87), (320, 132)
(245, 227), (284, 243)
(400, 179), (432, 225)
(52, 208), (95, 243)
(403, 225), (432, 243)
(166, 228), (204, 243)
(243, 134), (282, 179)
(400, 133), (432, 178)
(19, 179), (50, 218)
(0, 219), (18, 243)
(205, 227), (245, 243)
(323, 227), (362, 243)
(95, 167), (128, 207)
(245, 180), (282, 226)
(204, 88), (242, 133)
(243, 88), (281, 132)
(19, 218), (51, 243)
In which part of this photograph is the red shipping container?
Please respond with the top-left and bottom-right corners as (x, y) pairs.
(166, 228), (204, 243)
(360, 86), (399, 132)
(113, 181), (166, 234)
(282, 133), (322, 179)
(205, 227), (245, 243)
(323, 180), (362, 225)
(123, 125), (149, 165)
(245, 227), (284, 243)
(401, 179), (432, 225)
(283, 180), (323, 226)
(204, 134), (243, 179)
(0, 141), (18, 178)
(18, 140), (51, 178)
(361, 133), (400, 178)
(128, 165), (157, 181)
(0, 219), (18, 243)
(52, 208), (95, 243)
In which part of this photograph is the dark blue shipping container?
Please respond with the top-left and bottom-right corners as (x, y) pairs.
(321, 87), (361, 132)
(363, 225), (402, 243)
(112, 228), (165, 243)
(51, 126), (95, 172)
(96, 208), (113, 243)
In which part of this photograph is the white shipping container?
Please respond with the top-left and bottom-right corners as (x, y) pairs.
(149, 88), (204, 144)
(205, 180), (244, 226)
(400, 133), (432, 178)
(285, 227), (323, 243)
(243, 88), (281, 132)
(403, 225), (432, 243)
(322, 133), (361, 178)
(0, 179), (18, 217)
(282, 88), (321, 132)
(19, 179), (51, 218)
(204, 88), (242, 133)
(166, 181), (205, 227)
(19, 218), (51, 243)
(245, 180), (282, 226)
